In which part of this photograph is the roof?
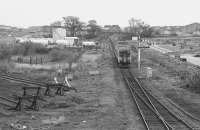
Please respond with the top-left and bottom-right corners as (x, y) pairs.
(64, 37), (79, 39)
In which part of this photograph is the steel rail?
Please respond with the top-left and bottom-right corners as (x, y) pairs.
(109, 38), (194, 129)
(144, 88), (195, 130)
(0, 73), (46, 86)
(0, 74), (46, 88)
(109, 40), (152, 129)
(0, 96), (17, 108)
(123, 77), (150, 130)
(122, 71), (171, 130)
(127, 70), (194, 130)
(123, 75), (171, 130)
(166, 98), (200, 122)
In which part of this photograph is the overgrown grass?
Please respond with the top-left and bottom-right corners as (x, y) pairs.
(182, 72), (200, 93)
(0, 42), (49, 60)
(0, 60), (15, 72)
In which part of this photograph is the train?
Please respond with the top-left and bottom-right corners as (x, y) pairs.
(114, 41), (131, 67)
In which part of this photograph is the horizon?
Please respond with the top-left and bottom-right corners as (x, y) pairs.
(1, 22), (200, 29)
(1, 0), (200, 28)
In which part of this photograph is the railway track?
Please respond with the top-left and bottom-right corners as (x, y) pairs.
(109, 39), (195, 129)
(0, 96), (16, 108)
(0, 73), (46, 87)
(167, 98), (200, 122)
(121, 69), (194, 130)
(123, 73), (169, 130)
(0, 73), (46, 110)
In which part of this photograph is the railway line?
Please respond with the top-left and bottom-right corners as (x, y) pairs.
(166, 98), (200, 126)
(0, 73), (46, 87)
(109, 39), (196, 129)
(123, 71), (169, 130)
(122, 70), (194, 130)
(0, 73), (43, 110)
(0, 96), (16, 108)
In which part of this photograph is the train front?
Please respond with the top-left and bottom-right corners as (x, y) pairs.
(117, 45), (131, 67)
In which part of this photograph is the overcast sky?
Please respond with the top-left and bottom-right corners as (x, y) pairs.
(1, 0), (200, 28)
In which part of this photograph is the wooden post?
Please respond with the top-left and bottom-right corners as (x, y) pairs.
(21, 57), (23, 63)
(15, 97), (23, 111)
(44, 85), (51, 96)
(28, 96), (39, 111)
(23, 88), (27, 96)
(36, 87), (41, 96)
(30, 56), (32, 65)
(41, 57), (43, 64)
(36, 56), (37, 64)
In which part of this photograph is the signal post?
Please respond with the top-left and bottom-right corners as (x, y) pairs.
(136, 37), (149, 73)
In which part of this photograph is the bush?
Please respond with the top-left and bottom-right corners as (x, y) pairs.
(0, 60), (14, 72)
(49, 49), (74, 62)
(50, 49), (65, 61)
(185, 72), (200, 92)
(0, 42), (49, 61)
(12, 42), (49, 56)
(0, 44), (13, 60)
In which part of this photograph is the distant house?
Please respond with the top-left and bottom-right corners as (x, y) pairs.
(56, 37), (80, 47)
(52, 28), (66, 41)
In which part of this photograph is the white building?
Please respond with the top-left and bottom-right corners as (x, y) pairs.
(56, 37), (80, 47)
(52, 28), (66, 41)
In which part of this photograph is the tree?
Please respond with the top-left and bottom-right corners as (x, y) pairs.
(50, 21), (62, 26)
(63, 16), (84, 37)
(140, 25), (154, 37)
(86, 20), (101, 39)
(104, 25), (121, 33)
(110, 25), (121, 33)
(128, 18), (153, 37)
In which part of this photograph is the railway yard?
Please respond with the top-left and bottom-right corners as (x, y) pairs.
(2, 0), (200, 129)
(1, 36), (200, 130)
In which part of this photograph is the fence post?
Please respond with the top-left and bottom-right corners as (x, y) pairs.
(30, 56), (32, 65)
(21, 57), (23, 63)
(41, 57), (43, 64)
(36, 56), (37, 64)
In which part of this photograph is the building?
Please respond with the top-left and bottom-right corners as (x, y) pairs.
(52, 28), (66, 41)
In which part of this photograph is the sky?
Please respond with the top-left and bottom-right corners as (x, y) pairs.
(0, 0), (200, 28)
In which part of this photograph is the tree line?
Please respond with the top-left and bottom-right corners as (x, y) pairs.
(51, 16), (154, 39)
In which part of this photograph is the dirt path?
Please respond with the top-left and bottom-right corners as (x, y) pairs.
(67, 49), (145, 130)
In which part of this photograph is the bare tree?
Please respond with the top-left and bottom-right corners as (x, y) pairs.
(128, 18), (153, 37)
(86, 20), (101, 39)
(50, 21), (62, 26)
(63, 16), (84, 37)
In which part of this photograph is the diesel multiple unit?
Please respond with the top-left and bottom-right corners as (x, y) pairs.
(114, 41), (131, 67)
